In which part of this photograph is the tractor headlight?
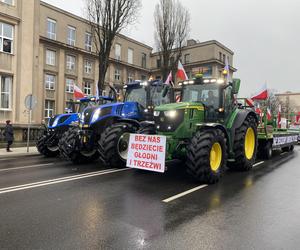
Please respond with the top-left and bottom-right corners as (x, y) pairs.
(154, 111), (160, 117)
(164, 110), (177, 118)
(91, 108), (101, 124)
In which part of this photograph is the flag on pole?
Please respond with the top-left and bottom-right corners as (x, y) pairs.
(164, 71), (173, 86)
(74, 85), (85, 99)
(267, 108), (272, 120)
(176, 60), (188, 81)
(245, 98), (254, 107)
(277, 104), (281, 128)
(251, 83), (268, 100)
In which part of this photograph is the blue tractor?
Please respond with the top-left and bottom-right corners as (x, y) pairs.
(59, 80), (173, 165)
(36, 97), (98, 157)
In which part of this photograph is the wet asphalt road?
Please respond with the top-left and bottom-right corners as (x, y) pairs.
(0, 147), (300, 250)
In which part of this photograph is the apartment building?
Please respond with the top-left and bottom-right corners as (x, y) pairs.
(150, 39), (236, 80)
(0, 0), (235, 144)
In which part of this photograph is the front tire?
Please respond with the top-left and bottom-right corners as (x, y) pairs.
(228, 115), (258, 171)
(98, 122), (137, 168)
(186, 129), (227, 184)
(36, 134), (59, 157)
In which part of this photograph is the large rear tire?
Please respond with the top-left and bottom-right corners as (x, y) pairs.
(228, 115), (258, 171)
(36, 134), (59, 157)
(98, 122), (137, 168)
(186, 129), (227, 184)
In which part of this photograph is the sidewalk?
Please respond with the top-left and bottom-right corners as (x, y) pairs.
(0, 147), (39, 157)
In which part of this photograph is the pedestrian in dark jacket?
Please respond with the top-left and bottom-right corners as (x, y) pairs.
(4, 120), (14, 152)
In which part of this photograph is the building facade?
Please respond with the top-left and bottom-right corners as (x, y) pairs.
(0, 0), (235, 144)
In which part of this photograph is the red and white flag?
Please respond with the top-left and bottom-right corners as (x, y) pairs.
(176, 60), (188, 81)
(164, 71), (173, 86)
(251, 84), (268, 100)
(277, 104), (281, 128)
(245, 98), (254, 107)
(267, 108), (272, 120)
(74, 85), (85, 99)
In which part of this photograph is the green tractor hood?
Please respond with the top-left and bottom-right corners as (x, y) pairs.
(155, 102), (204, 111)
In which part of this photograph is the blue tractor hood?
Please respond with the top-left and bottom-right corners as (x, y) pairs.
(48, 113), (79, 129)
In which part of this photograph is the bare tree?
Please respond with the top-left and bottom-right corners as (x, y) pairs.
(154, 0), (190, 81)
(85, 0), (141, 94)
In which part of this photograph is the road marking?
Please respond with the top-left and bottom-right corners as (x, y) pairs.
(162, 185), (208, 203)
(0, 168), (131, 195)
(253, 161), (264, 167)
(0, 163), (54, 172)
(0, 158), (17, 161)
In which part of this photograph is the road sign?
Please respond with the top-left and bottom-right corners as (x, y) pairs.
(25, 94), (37, 110)
(126, 134), (166, 173)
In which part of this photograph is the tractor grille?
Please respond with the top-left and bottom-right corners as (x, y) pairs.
(116, 104), (124, 116)
(154, 109), (185, 132)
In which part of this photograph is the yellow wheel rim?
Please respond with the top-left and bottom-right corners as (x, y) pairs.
(210, 142), (222, 172)
(245, 127), (255, 160)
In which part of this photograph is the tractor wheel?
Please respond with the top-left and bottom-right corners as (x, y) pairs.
(186, 129), (227, 184)
(260, 141), (272, 160)
(98, 122), (137, 168)
(58, 127), (79, 159)
(36, 134), (59, 157)
(59, 127), (99, 164)
(282, 145), (294, 152)
(228, 116), (258, 171)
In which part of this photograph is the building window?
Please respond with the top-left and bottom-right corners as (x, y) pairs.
(223, 54), (226, 63)
(141, 53), (147, 68)
(1, 0), (13, 5)
(114, 68), (121, 81)
(66, 55), (76, 71)
(0, 22), (13, 54)
(219, 52), (222, 61)
(45, 74), (55, 90)
(227, 56), (230, 64)
(47, 18), (56, 40)
(84, 82), (92, 95)
(157, 59), (161, 68)
(46, 49), (56, 66)
(184, 54), (190, 64)
(67, 26), (76, 46)
(0, 75), (12, 110)
(84, 60), (92, 74)
(128, 48), (133, 64)
(45, 100), (55, 118)
(85, 32), (92, 52)
(141, 75), (146, 80)
(66, 78), (74, 93)
(127, 72), (134, 83)
(115, 44), (121, 60)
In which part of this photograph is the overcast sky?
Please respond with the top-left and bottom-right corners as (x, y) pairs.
(43, 0), (300, 97)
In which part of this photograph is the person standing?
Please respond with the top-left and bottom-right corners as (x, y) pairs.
(4, 120), (14, 152)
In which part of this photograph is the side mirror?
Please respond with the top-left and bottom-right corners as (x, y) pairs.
(231, 79), (241, 94)
(162, 85), (169, 98)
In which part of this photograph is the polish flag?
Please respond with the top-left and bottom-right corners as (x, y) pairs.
(277, 104), (281, 128)
(175, 94), (181, 103)
(267, 108), (272, 120)
(176, 60), (188, 81)
(255, 103), (262, 116)
(251, 84), (268, 100)
(74, 85), (85, 99)
(164, 71), (174, 86)
(245, 98), (254, 107)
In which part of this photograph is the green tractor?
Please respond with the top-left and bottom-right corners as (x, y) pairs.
(152, 76), (258, 183)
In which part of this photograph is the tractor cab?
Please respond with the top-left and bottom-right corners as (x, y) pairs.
(124, 80), (173, 119)
(179, 76), (239, 122)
